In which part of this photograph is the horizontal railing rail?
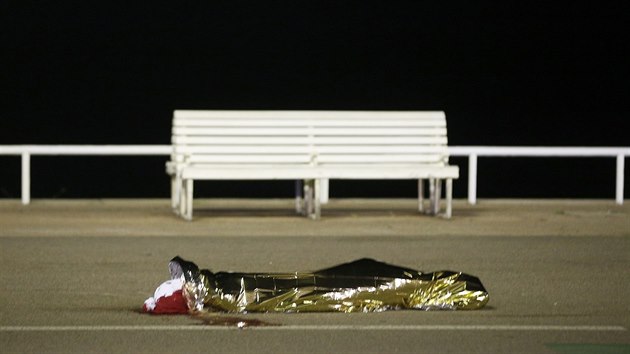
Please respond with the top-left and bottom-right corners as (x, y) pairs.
(0, 145), (171, 155)
(448, 146), (629, 205)
(0, 145), (170, 205)
(0, 145), (628, 205)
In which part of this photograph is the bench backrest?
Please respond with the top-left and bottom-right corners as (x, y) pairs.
(171, 110), (450, 166)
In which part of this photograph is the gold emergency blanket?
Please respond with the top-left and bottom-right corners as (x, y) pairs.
(173, 257), (489, 313)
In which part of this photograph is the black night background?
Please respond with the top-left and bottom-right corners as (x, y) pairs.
(1, 1), (628, 199)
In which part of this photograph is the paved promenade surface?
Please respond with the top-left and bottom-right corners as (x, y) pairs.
(1, 199), (629, 353)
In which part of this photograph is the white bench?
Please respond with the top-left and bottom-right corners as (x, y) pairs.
(166, 110), (458, 220)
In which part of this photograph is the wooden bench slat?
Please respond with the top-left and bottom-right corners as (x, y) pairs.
(187, 155), (313, 164)
(174, 110), (445, 120)
(316, 165), (460, 179)
(316, 137), (449, 145)
(172, 136), (311, 145)
(174, 146), (448, 154)
(173, 127), (447, 136)
(317, 155), (446, 163)
(174, 119), (446, 127)
(172, 136), (448, 145)
(174, 127), (309, 135)
(180, 165), (459, 180)
(184, 155), (446, 164)
(182, 165), (324, 180)
(316, 146), (448, 154)
(175, 146), (313, 154)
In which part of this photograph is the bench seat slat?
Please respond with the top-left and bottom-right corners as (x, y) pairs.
(174, 127), (309, 136)
(173, 127), (447, 136)
(174, 119), (446, 127)
(174, 145), (448, 154)
(173, 136), (448, 145)
(184, 155), (446, 164)
(317, 155), (446, 163)
(181, 165), (459, 180)
(174, 110), (446, 120)
(187, 155), (312, 163)
(316, 146), (448, 154)
(175, 146), (312, 154)
(317, 165), (459, 179)
(181, 165), (321, 180)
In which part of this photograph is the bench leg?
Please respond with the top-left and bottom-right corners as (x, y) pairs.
(303, 180), (313, 217)
(171, 175), (179, 212)
(433, 179), (442, 215)
(303, 179), (321, 219)
(313, 179), (321, 220)
(418, 179), (424, 212)
(179, 178), (187, 217)
(184, 179), (193, 221)
(446, 178), (453, 218)
(429, 178), (436, 214)
(295, 180), (303, 214)
(320, 179), (329, 205)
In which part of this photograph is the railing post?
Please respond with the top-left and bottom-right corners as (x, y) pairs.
(616, 154), (624, 205)
(21, 152), (30, 205)
(468, 154), (477, 205)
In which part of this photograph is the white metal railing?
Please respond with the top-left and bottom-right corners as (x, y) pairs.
(0, 145), (628, 205)
(0, 145), (170, 205)
(448, 146), (629, 205)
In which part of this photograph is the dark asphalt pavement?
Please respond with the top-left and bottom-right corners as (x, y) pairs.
(1, 199), (629, 353)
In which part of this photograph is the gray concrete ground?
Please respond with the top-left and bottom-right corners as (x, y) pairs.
(1, 199), (629, 353)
